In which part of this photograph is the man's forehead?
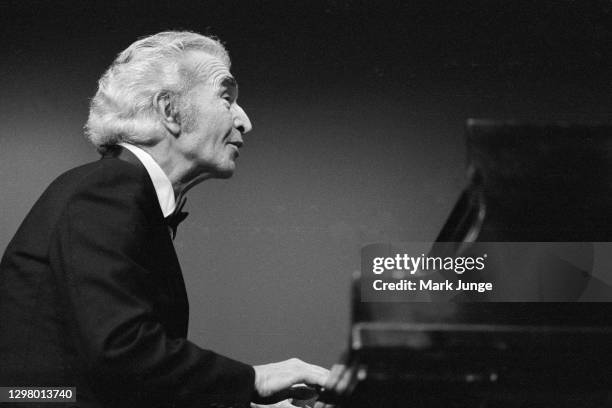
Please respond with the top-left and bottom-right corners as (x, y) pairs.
(186, 51), (235, 90)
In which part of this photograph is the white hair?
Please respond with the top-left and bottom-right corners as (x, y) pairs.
(85, 31), (230, 152)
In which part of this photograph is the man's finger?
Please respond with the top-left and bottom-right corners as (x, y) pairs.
(324, 364), (344, 389)
(314, 364), (354, 407)
(300, 363), (330, 387)
(333, 365), (354, 395)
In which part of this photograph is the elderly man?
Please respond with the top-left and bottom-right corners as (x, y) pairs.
(0, 31), (329, 408)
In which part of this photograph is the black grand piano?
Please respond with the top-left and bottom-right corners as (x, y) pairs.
(322, 121), (612, 408)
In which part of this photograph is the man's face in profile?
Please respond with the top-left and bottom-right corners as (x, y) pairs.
(178, 52), (252, 179)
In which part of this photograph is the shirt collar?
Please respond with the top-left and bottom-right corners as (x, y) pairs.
(119, 143), (176, 217)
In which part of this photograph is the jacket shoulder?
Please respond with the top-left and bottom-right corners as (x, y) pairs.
(8, 158), (160, 248)
(51, 157), (149, 192)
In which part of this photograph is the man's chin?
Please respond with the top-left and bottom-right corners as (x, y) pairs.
(212, 165), (235, 179)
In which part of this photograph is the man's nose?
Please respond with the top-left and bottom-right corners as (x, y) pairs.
(233, 104), (253, 134)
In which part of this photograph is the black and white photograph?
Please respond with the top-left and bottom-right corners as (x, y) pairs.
(1, 1), (612, 407)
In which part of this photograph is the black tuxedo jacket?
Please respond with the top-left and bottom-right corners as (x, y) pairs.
(0, 147), (254, 407)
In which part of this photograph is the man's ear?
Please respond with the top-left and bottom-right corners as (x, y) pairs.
(154, 91), (181, 136)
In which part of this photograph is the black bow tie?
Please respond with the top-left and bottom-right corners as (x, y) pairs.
(165, 196), (189, 239)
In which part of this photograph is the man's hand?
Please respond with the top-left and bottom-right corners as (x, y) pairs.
(313, 364), (357, 408)
(253, 358), (329, 404)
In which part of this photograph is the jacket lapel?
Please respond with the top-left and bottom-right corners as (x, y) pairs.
(102, 145), (190, 336)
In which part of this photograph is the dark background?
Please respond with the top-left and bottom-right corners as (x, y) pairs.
(1, 0), (611, 367)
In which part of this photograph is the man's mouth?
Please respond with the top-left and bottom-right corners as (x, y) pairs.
(227, 141), (243, 157)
